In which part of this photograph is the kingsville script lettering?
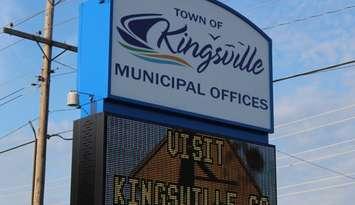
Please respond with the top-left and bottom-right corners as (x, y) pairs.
(117, 12), (266, 75)
(156, 25), (264, 75)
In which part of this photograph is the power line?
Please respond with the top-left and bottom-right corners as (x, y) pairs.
(10, 10), (45, 28)
(278, 181), (355, 198)
(324, 63), (355, 72)
(0, 131), (73, 156)
(0, 95), (24, 108)
(0, 87), (34, 109)
(263, 4), (355, 30)
(0, 122), (31, 142)
(53, 60), (76, 70)
(42, 16), (78, 33)
(276, 102), (355, 129)
(0, 0), (66, 36)
(273, 60), (355, 83)
(49, 108), (77, 113)
(271, 115), (355, 141)
(279, 172), (355, 190)
(53, 16), (78, 28)
(276, 149), (355, 181)
(0, 140), (35, 155)
(51, 134), (72, 141)
(0, 99), (102, 142)
(0, 113), (61, 142)
(0, 73), (33, 88)
(2, 0), (68, 29)
(0, 39), (24, 54)
(278, 148), (355, 169)
(52, 71), (77, 78)
(0, 87), (26, 102)
(0, 60), (75, 90)
(0, 118), (40, 142)
(52, 130), (72, 135)
(49, 130), (73, 141)
(277, 137), (355, 161)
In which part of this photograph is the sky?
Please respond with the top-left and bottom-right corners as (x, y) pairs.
(1, 0), (355, 204)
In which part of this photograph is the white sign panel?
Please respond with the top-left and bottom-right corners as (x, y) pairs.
(110, 0), (273, 131)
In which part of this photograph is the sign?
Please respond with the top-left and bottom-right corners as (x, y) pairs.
(110, 0), (273, 132)
(71, 114), (277, 205)
(105, 115), (277, 205)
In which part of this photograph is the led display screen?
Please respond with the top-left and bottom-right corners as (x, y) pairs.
(104, 115), (276, 205)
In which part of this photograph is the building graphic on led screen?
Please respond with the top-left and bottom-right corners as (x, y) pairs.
(104, 116), (277, 205)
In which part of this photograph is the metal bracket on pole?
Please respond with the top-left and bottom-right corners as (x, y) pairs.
(51, 49), (68, 62)
(35, 41), (68, 63)
(35, 41), (51, 62)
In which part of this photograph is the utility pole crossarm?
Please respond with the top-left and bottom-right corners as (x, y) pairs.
(3, 27), (78, 53)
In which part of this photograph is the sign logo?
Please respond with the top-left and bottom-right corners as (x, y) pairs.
(117, 14), (192, 68)
(117, 12), (266, 75)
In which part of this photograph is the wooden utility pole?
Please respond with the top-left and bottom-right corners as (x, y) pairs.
(2, 28), (77, 205)
(33, 0), (54, 204)
(2, 1), (77, 204)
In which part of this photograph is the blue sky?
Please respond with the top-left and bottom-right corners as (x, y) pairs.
(1, 0), (355, 204)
